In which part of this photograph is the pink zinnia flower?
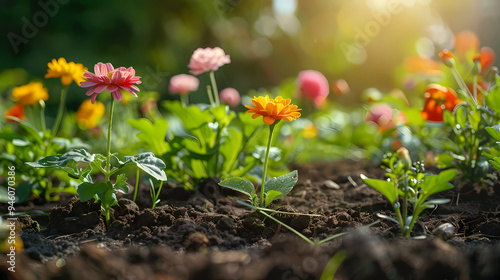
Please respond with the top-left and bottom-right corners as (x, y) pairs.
(188, 47), (231, 75)
(365, 103), (406, 132)
(168, 74), (199, 95)
(219, 87), (240, 107)
(297, 70), (329, 107)
(80, 62), (141, 104)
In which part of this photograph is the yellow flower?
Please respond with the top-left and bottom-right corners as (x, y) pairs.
(12, 82), (49, 106)
(76, 99), (105, 129)
(45, 57), (87, 86)
(245, 95), (301, 125)
(302, 123), (318, 139)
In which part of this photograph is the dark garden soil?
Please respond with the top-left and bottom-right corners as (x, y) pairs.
(2, 160), (500, 280)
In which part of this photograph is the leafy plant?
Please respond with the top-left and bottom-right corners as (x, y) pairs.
(361, 148), (457, 237)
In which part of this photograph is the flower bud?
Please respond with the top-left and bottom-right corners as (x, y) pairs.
(439, 49), (455, 68)
(472, 55), (481, 76)
(397, 147), (412, 170)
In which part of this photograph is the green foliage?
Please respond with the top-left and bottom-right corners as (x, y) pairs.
(362, 151), (456, 237)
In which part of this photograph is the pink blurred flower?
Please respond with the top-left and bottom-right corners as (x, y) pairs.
(188, 47), (231, 75)
(365, 103), (394, 132)
(80, 62), (141, 104)
(169, 74), (199, 95)
(219, 87), (240, 107)
(297, 70), (329, 107)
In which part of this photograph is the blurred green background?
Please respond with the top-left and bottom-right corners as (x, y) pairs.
(2, 0), (500, 110)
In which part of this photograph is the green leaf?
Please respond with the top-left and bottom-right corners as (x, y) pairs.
(361, 175), (397, 205)
(486, 85), (500, 114)
(489, 158), (500, 170)
(486, 125), (500, 142)
(469, 110), (481, 132)
(127, 118), (170, 156)
(419, 169), (457, 201)
(77, 181), (109, 202)
(121, 152), (167, 181)
(263, 170), (298, 200)
(163, 101), (213, 131)
(219, 177), (256, 198)
(114, 174), (129, 194)
(210, 105), (235, 128)
(455, 105), (467, 130)
(220, 127), (243, 174)
(265, 190), (282, 207)
(27, 148), (95, 168)
(7, 117), (44, 145)
(436, 153), (454, 169)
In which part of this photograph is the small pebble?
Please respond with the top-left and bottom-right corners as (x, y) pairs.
(323, 180), (340, 190)
(432, 223), (456, 241)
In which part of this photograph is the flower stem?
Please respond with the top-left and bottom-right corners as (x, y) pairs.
(206, 85), (215, 107)
(133, 169), (140, 202)
(152, 181), (164, 209)
(40, 101), (46, 132)
(51, 85), (69, 139)
(473, 74), (478, 105)
(180, 94), (189, 108)
(105, 98), (115, 182)
(260, 123), (276, 207)
(209, 71), (220, 106)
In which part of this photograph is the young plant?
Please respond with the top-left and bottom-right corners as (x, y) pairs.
(430, 49), (499, 183)
(219, 95), (301, 207)
(28, 62), (167, 227)
(361, 148), (457, 237)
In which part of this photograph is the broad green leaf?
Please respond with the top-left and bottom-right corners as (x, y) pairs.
(361, 175), (397, 205)
(6, 117), (43, 145)
(489, 158), (500, 170)
(210, 105), (235, 128)
(77, 181), (109, 202)
(121, 152), (168, 181)
(219, 177), (255, 198)
(486, 85), (500, 114)
(127, 118), (170, 156)
(442, 110), (455, 127)
(263, 170), (298, 200)
(455, 105), (467, 130)
(114, 174), (129, 194)
(486, 125), (500, 142)
(27, 148), (95, 168)
(220, 127), (243, 174)
(436, 153), (454, 169)
(421, 198), (451, 208)
(265, 190), (282, 207)
(163, 101), (213, 131)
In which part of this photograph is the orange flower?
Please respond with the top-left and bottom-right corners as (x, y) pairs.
(404, 56), (441, 76)
(478, 47), (495, 76)
(245, 95), (301, 125)
(421, 84), (462, 122)
(454, 31), (479, 59)
(12, 82), (49, 106)
(4, 104), (26, 122)
(439, 49), (455, 67)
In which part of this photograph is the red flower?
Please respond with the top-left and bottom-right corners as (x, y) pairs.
(439, 49), (455, 67)
(4, 104), (26, 122)
(478, 47), (495, 76)
(421, 84), (462, 122)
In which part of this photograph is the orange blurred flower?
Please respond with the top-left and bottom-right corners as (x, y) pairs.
(245, 95), (301, 125)
(404, 56), (441, 76)
(454, 31), (479, 59)
(421, 84), (462, 122)
(302, 123), (318, 139)
(478, 47), (495, 76)
(76, 99), (105, 129)
(45, 57), (87, 86)
(12, 82), (48, 106)
(4, 104), (26, 122)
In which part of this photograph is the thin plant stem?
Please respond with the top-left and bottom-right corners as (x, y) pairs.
(50, 85), (69, 139)
(473, 74), (478, 105)
(133, 169), (140, 202)
(260, 123), (276, 207)
(258, 210), (315, 246)
(402, 173), (408, 228)
(451, 66), (478, 107)
(152, 181), (164, 209)
(105, 99), (115, 182)
(209, 71), (220, 106)
(206, 85), (215, 107)
(180, 94), (189, 108)
(40, 101), (46, 132)
(214, 124), (222, 177)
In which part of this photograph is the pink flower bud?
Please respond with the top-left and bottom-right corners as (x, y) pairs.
(188, 47), (231, 75)
(219, 87), (240, 107)
(169, 74), (199, 95)
(297, 70), (329, 107)
(397, 147), (412, 170)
